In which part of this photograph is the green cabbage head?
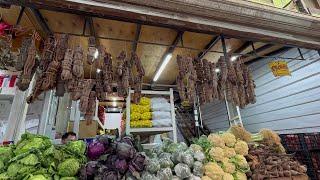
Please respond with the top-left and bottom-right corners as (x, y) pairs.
(58, 158), (80, 177)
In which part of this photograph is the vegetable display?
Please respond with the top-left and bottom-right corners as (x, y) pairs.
(0, 133), (86, 180)
(143, 139), (205, 179)
(80, 135), (146, 179)
(193, 132), (250, 180)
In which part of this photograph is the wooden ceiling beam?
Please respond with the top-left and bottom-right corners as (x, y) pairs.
(85, 16), (95, 37)
(132, 24), (141, 52)
(196, 35), (220, 61)
(29, 8), (52, 36)
(16, 6), (25, 25)
(232, 41), (252, 54)
(246, 47), (291, 64)
(243, 44), (274, 57)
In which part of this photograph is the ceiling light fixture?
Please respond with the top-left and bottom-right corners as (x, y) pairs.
(153, 53), (173, 82)
(230, 55), (238, 61)
(215, 68), (221, 73)
(94, 48), (99, 59)
(112, 101), (117, 107)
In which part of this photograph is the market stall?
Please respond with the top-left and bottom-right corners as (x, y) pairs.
(0, 1), (319, 180)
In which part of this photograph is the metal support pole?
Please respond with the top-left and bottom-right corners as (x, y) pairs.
(73, 100), (81, 137)
(220, 34), (228, 62)
(193, 96), (200, 138)
(38, 90), (53, 135)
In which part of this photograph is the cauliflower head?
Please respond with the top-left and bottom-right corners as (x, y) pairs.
(234, 140), (248, 156)
(221, 133), (236, 147)
(209, 147), (225, 162)
(204, 162), (224, 180)
(222, 158), (235, 174)
(208, 134), (225, 148)
(233, 171), (247, 180)
(231, 155), (249, 172)
(223, 173), (234, 180)
(190, 144), (203, 152)
(223, 147), (236, 158)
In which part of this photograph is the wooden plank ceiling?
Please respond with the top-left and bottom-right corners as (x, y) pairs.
(0, 6), (284, 85)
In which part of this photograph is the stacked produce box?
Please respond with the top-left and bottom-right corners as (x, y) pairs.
(130, 97), (152, 128)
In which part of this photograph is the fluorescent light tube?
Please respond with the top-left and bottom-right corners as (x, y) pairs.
(94, 49), (99, 59)
(153, 53), (173, 82)
(230, 55), (238, 61)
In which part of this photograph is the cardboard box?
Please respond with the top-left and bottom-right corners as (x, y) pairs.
(68, 120), (98, 139)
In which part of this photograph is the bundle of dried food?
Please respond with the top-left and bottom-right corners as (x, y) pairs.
(16, 36), (37, 91)
(246, 143), (308, 180)
(176, 55), (197, 106)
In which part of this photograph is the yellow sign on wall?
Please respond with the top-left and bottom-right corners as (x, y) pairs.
(269, 61), (291, 77)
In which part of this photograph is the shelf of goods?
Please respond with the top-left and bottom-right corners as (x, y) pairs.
(125, 88), (177, 143)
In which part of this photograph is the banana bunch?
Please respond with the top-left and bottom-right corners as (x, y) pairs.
(130, 120), (152, 128)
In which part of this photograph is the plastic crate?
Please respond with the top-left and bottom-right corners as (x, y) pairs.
(303, 133), (320, 150)
(311, 152), (320, 171)
(280, 134), (303, 151)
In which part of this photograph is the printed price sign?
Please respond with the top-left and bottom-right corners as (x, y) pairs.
(269, 61), (291, 77)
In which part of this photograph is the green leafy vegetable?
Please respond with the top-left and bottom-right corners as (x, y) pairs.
(58, 158), (80, 177)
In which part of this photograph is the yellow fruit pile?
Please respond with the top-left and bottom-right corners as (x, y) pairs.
(130, 97), (152, 128)
(130, 120), (152, 128)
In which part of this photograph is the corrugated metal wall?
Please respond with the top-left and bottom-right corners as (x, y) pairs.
(201, 48), (320, 134)
(241, 48), (320, 134)
(201, 100), (229, 132)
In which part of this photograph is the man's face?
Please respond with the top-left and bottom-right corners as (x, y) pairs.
(62, 135), (76, 144)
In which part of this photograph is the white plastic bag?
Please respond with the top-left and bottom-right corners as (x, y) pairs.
(152, 119), (172, 127)
(152, 111), (171, 120)
(151, 97), (168, 104)
(152, 103), (171, 112)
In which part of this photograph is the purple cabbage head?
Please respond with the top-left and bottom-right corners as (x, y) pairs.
(115, 159), (128, 174)
(105, 154), (118, 170)
(87, 141), (106, 160)
(129, 153), (146, 172)
(121, 136), (134, 147)
(98, 135), (111, 147)
(79, 161), (100, 179)
(116, 142), (136, 160)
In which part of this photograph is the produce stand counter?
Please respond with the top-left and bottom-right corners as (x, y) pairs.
(126, 89), (178, 143)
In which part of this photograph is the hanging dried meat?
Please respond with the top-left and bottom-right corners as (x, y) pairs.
(15, 37), (31, 71)
(39, 36), (55, 72)
(130, 52), (145, 103)
(41, 60), (60, 91)
(16, 37), (37, 91)
(79, 80), (94, 112)
(177, 54), (256, 108)
(61, 48), (74, 81)
(53, 34), (69, 62)
(84, 91), (97, 123)
(27, 36), (56, 103)
(176, 55), (197, 106)
(103, 52), (113, 93)
(72, 46), (84, 78)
